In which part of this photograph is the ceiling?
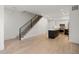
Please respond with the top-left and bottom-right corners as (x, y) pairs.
(5, 5), (72, 20)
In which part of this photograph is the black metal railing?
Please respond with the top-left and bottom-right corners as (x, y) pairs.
(19, 15), (42, 40)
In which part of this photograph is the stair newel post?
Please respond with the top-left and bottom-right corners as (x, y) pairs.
(31, 19), (32, 27)
(19, 28), (21, 40)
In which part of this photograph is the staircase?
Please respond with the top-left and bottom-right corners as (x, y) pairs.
(19, 15), (42, 40)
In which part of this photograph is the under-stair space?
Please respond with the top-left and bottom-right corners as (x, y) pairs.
(19, 15), (42, 40)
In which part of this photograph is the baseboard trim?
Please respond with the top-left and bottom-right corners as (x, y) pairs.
(22, 32), (47, 40)
(0, 47), (4, 50)
(69, 39), (79, 44)
(5, 35), (19, 40)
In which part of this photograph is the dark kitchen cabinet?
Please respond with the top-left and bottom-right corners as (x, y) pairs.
(48, 30), (59, 39)
(65, 29), (69, 35)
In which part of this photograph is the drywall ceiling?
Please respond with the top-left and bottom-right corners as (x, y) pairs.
(5, 5), (71, 20)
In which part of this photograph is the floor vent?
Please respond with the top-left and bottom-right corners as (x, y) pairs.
(72, 5), (78, 11)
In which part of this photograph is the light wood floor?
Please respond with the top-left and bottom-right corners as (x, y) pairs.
(1, 33), (79, 54)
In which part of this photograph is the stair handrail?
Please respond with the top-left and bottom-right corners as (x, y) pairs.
(19, 15), (38, 29)
(19, 15), (42, 40)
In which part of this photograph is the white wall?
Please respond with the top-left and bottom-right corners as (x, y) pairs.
(48, 20), (56, 30)
(4, 7), (35, 40)
(69, 7), (79, 44)
(48, 20), (69, 30)
(55, 20), (69, 29)
(23, 17), (48, 39)
(0, 6), (4, 50)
